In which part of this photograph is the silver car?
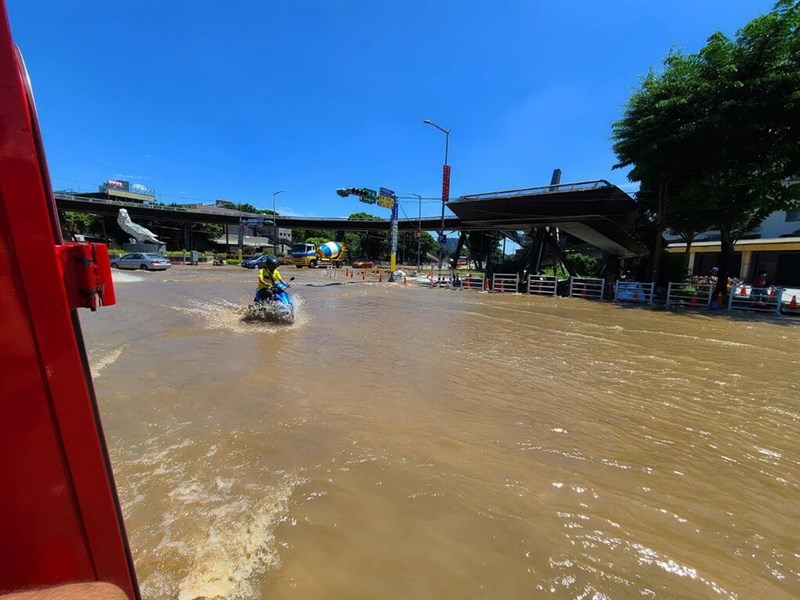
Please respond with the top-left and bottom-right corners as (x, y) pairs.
(110, 253), (171, 271)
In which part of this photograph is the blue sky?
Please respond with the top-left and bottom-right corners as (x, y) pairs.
(7, 0), (774, 221)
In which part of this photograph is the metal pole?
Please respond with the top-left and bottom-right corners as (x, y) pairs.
(409, 193), (422, 270)
(272, 190), (285, 255)
(440, 130), (449, 270)
(423, 120), (451, 271)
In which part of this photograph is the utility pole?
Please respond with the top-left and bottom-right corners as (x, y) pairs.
(423, 119), (451, 270)
(409, 193), (422, 270)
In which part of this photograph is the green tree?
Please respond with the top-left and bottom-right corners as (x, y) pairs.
(613, 0), (800, 294)
(62, 211), (101, 240)
(293, 229), (335, 244)
(347, 212), (387, 259)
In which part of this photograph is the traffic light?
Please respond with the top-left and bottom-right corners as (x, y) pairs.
(336, 187), (367, 198)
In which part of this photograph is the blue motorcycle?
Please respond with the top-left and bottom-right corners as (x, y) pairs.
(247, 278), (295, 324)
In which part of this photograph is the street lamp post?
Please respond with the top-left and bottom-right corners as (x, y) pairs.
(408, 192), (422, 270)
(422, 119), (450, 269)
(272, 189), (285, 254)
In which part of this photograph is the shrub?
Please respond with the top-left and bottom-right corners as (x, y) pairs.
(226, 259), (242, 266)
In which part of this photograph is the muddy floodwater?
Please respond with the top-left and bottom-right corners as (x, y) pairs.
(81, 267), (799, 600)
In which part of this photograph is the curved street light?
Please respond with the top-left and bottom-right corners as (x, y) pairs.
(422, 119), (451, 268)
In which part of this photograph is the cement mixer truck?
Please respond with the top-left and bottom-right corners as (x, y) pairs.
(290, 241), (346, 268)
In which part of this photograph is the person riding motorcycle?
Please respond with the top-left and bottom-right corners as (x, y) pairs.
(254, 255), (287, 303)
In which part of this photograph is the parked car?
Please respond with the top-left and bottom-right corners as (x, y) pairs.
(351, 257), (374, 269)
(241, 254), (269, 268)
(110, 253), (171, 271)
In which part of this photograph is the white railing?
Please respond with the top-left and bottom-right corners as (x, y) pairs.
(728, 286), (782, 314)
(666, 282), (714, 308)
(459, 273), (486, 291)
(492, 273), (519, 293)
(428, 269), (453, 288)
(781, 291), (799, 315)
(615, 281), (654, 304)
(569, 277), (605, 300)
(526, 275), (557, 296)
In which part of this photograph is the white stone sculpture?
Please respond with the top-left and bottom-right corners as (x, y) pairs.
(117, 208), (162, 244)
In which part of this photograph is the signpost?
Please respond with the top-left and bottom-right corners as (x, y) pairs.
(337, 185), (399, 276)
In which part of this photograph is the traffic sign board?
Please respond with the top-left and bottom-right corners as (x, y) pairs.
(377, 187), (396, 209)
(442, 165), (451, 202)
(359, 188), (378, 204)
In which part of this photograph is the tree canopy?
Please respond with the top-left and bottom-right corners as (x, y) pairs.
(612, 0), (800, 289)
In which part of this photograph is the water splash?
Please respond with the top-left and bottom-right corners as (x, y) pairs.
(113, 427), (305, 600)
(169, 296), (307, 334)
(89, 344), (129, 378)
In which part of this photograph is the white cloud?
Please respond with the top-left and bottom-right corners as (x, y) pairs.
(114, 173), (150, 181)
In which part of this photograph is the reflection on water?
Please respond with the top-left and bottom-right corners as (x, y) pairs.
(82, 268), (800, 599)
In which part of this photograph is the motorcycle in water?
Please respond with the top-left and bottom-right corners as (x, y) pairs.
(244, 278), (295, 324)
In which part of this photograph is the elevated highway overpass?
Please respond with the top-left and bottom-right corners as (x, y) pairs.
(55, 179), (645, 257)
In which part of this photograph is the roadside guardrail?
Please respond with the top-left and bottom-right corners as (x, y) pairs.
(615, 280), (654, 304)
(666, 282), (714, 308)
(569, 277), (605, 300)
(492, 273), (519, 293)
(526, 275), (557, 296)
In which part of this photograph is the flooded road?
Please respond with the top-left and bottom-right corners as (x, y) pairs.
(81, 267), (800, 599)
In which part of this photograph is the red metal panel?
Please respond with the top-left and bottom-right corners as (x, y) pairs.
(0, 2), (138, 597)
(442, 164), (451, 202)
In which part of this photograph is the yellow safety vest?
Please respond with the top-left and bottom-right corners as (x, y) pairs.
(257, 267), (282, 289)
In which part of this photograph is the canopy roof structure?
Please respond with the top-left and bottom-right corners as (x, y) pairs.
(448, 180), (645, 257)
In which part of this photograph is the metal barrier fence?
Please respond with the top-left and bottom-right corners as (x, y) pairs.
(526, 275), (557, 296)
(428, 269), (453, 288)
(666, 282), (714, 308)
(615, 280), (654, 304)
(728, 286), (782, 314)
(782, 291), (800, 315)
(460, 273), (486, 291)
(492, 273), (519, 293)
(569, 277), (605, 300)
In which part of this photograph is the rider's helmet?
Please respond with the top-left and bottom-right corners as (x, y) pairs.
(258, 255), (279, 270)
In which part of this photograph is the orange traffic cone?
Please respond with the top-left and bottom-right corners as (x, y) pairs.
(403, 276), (407, 286)
(484, 277), (489, 291)
(740, 285), (747, 296)
(690, 294), (698, 306)
(768, 287), (775, 298)
(790, 295), (798, 310)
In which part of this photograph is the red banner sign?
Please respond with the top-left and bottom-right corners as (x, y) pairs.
(442, 164), (451, 202)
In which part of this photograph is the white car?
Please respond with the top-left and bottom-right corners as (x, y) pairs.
(110, 253), (171, 271)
